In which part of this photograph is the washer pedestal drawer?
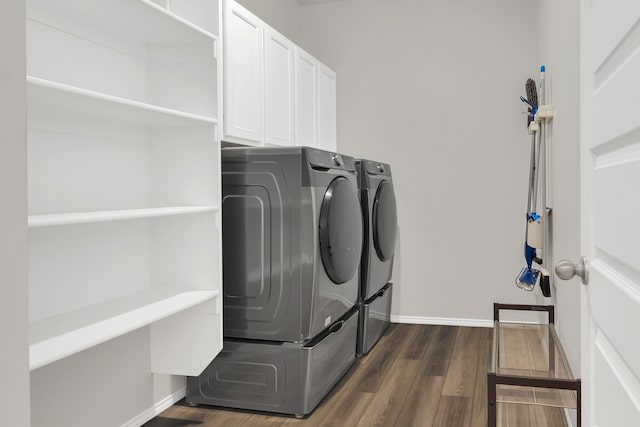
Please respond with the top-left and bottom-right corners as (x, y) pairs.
(357, 282), (392, 356)
(186, 308), (358, 417)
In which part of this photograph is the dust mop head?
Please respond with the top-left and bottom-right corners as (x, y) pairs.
(516, 267), (540, 291)
(525, 78), (538, 126)
(526, 79), (538, 108)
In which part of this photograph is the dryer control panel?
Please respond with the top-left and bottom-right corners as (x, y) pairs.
(361, 159), (392, 177)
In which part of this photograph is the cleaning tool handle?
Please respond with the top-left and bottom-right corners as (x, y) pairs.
(539, 65), (546, 105)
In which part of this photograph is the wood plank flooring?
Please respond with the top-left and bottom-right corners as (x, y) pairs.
(144, 324), (567, 427)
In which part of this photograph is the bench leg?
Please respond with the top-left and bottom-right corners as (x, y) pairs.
(487, 372), (497, 426)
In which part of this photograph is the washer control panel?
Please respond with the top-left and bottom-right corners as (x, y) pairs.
(305, 148), (355, 171)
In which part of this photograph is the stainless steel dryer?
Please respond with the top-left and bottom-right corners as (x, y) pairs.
(187, 147), (363, 416)
(356, 159), (397, 355)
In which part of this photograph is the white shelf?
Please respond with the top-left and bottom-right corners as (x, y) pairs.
(28, 206), (218, 228)
(27, 76), (218, 127)
(29, 288), (220, 371)
(26, 0), (224, 377)
(32, 0), (217, 44)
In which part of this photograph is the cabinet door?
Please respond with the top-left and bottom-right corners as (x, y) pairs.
(294, 47), (317, 148)
(265, 27), (295, 146)
(318, 63), (337, 152)
(223, 0), (264, 144)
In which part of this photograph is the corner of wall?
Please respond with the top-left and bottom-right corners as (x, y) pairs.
(0, 1), (30, 424)
(537, 0), (581, 376)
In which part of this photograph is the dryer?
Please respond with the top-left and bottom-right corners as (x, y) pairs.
(356, 159), (397, 355)
(187, 147), (362, 416)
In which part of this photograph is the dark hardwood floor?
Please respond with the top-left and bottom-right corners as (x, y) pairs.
(144, 324), (567, 427)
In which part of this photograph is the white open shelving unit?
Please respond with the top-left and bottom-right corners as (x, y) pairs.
(26, 0), (223, 375)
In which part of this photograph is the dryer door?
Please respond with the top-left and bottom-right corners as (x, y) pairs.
(372, 180), (397, 262)
(319, 177), (363, 284)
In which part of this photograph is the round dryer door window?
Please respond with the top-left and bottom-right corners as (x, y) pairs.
(319, 177), (363, 284)
(373, 180), (397, 262)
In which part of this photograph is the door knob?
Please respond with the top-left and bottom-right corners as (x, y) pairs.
(555, 256), (589, 285)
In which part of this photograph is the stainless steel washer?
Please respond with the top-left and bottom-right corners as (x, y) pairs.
(188, 147), (363, 416)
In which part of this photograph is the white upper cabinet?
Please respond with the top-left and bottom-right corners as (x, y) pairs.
(265, 27), (295, 146)
(222, 0), (264, 144)
(222, 0), (337, 151)
(294, 46), (318, 148)
(318, 63), (337, 152)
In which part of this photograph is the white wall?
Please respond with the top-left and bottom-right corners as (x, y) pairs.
(30, 329), (184, 427)
(537, 0), (581, 376)
(241, 0), (543, 323)
(0, 1), (31, 425)
(30, 328), (186, 427)
(237, 0), (301, 41)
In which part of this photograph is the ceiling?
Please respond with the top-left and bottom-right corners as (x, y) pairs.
(296, 0), (352, 4)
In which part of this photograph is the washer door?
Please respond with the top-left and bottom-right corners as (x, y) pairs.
(319, 177), (363, 284)
(373, 180), (397, 262)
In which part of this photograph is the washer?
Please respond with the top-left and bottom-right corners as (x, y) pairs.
(187, 147), (363, 416)
(221, 146), (362, 342)
(356, 159), (397, 355)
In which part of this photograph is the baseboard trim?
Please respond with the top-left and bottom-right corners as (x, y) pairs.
(121, 386), (186, 427)
(391, 315), (493, 328)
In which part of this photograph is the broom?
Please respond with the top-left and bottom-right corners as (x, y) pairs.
(516, 78), (541, 290)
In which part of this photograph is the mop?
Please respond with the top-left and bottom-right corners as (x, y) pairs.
(537, 67), (552, 297)
(516, 78), (541, 290)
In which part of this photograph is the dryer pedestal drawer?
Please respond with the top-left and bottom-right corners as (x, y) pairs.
(357, 282), (392, 356)
(186, 308), (358, 417)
